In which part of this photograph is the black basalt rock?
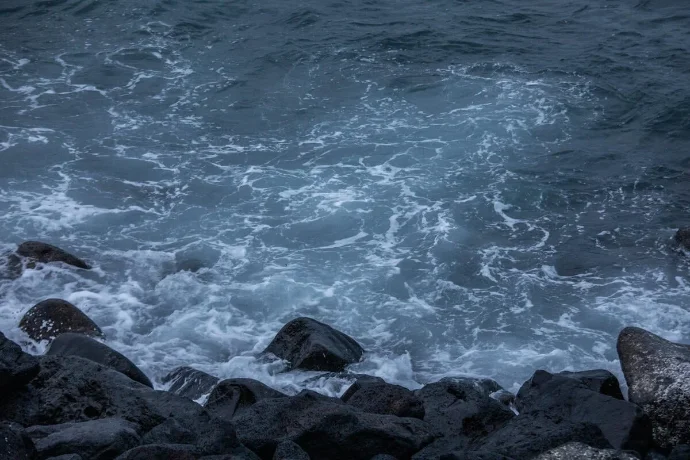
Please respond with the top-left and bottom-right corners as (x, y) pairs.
(262, 317), (364, 372)
(19, 299), (104, 342)
(0, 422), (38, 460)
(515, 369), (652, 455)
(0, 331), (40, 394)
(113, 444), (199, 460)
(273, 441), (310, 460)
(47, 333), (152, 388)
(342, 378), (425, 419)
(204, 378), (287, 421)
(233, 389), (434, 460)
(17, 241), (90, 270)
(162, 366), (219, 401)
(617, 327), (690, 451)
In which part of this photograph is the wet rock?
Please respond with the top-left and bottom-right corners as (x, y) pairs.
(204, 378), (287, 420)
(233, 389), (434, 460)
(533, 442), (639, 459)
(26, 418), (140, 460)
(489, 389), (515, 408)
(674, 228), (690, 251)
(0, 355), (243, 447)
(141, 418), (195, 446)
(162, 366), (219, 401)
(114, 444), (199, 460)
(342, 379), (424, 419)
(0, 331), (40, 393)
(418, 450), (512, 460)
(415, 377), (514, 443)
(617, 327), (690, 450)
(0, 422), (37, 460)
(16, 241), (90, 269)
(19, 299), (103, 342)
(262, 317), (364, 372)
(475, 413), (612, 459)
(273, 440), (310, 460)
(515, 369), (651, 454)
(44, 455), (83, 460)
(669, 445), (690, 460)
(557, 369), (624, 400)
(47, 333), (152, 388)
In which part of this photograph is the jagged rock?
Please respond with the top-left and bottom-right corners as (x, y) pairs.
(617, 327), (690, 450)
(556, 370), (624, 400)
(674, 228), (690, 251)
(26, 418), (140, 460)
(47, 333), (152, 388)
(0, 355), (246, 457)
(533, 442), (639, 459)
(515, 369), (651, 454)
(489, 390), (515, 408)
(19, 299), (103, 342)
(342, 378), (424, 419)
(474, 413), (612, 459)
(204, 378), (287, 420)
(141, 418), (195, 445)
(0, 331), (40, 393)
(273, 440), (310, 460)
(16, 241), (90, 269)
(162, 366), (219, 401)
(262, 317), (364, 371)
(233, 390), (434, 459)
(114, 444), (199, 460)
(0, 422), (37, 460)
(415, 377), (514, 444)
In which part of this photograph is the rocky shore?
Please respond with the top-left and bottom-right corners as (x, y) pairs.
(2, 241), (690, 460)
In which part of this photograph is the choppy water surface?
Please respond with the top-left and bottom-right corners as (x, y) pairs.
(1, 0), (689, 394)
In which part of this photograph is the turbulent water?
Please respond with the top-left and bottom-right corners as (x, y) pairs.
(1, 0), (689, 395)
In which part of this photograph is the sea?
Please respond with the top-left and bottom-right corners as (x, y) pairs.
(1, 0), (689, 396)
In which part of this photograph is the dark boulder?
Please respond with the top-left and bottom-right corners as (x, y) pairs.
(141, 418), (195, 445)
(556, 370), (624, 400)
(0, 331), (40, 393)
(233, 389), (434, 460)
(47, 333), (152, 388)
(19, 299), (103, 342)
(114, 444), (199, 460)
(44, 455), (84, 460)
(475, 413), (612, 459)
(204, 378), (287, 420)
(415, 377), (514, 442)
(162, 366), (219, 401)
(674, 228), (690, 251)
(273, 441), (310, 460)
(16, 241), (90, 269)
(262, 317), (364, 372)
(515, 369), (652, 455)
(26, 418), (140, 460)
(533, 442), (639, 459)
(0, 355), (245, 452)
(342, 379), (424, 419)
(617, 327), (690, 450)
(0, 422), (37, 460)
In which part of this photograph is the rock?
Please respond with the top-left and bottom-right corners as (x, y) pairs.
(0, 422), (37, 460)
(515, 369), (652, 455)
(0, 354), (246, 456)
(44, 456), (83, 460)
(533, 442), (639, 459)
(674, 228), (690, 250)
(342, 379), (424, 419)
(669, 445), (690, 460)
(16, 241), (90, 269)
(114, 444), (199, 460)
(0, 251), (23, 279)
(489, 390), (515, 408)
(19, 299), (103, 342)
(370, 455), (399, 460)
(415, 377), (514, 443)
(204, 378), (287, 420)
(162, 366), (219, 401)
(141, 418), (194, 446)
(233, 389), (434, 460)
(47, 333), (152, 388)
(617, 327), (690, 450)
(26, 418), (140, 460)
(273, 441), (310, 460)
(557, 369), (624, 400)
(0, 331), (40, 393)
(262, 317), (364, 372)
(475, 413), (612, 459)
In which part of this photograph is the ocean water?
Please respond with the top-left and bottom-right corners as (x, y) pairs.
(1, 0), (689, 395)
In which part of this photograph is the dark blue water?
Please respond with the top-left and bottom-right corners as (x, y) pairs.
(1, 0), (689, 394)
